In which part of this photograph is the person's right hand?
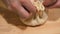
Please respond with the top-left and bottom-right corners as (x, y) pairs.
(43, 0), (60, 8)
(3, 0), (36, 19)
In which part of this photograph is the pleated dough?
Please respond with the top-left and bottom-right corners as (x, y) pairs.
(20, 0), (48, 26)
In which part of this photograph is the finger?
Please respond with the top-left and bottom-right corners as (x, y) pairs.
(17, 6), (30, 19)
(9, 0), (30, 19)
(43, 0), (57, 7)
(47, 0), (60, 8)
(20, 0), (37, 14)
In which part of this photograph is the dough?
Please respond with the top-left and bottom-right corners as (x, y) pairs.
(20, 0), (48, 26)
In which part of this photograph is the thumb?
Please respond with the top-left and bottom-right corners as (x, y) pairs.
(43, 0), (57, 7)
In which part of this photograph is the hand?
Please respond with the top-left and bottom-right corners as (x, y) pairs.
(43, 0), (60, 8)
(3, 0), (36, 19)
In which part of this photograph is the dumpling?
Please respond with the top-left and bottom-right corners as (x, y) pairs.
(20, 0), (48, 26)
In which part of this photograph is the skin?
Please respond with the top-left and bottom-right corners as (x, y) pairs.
(43, 0), (60, 8)
(3, 0), (37, 19)
(3, 0), (60, 19)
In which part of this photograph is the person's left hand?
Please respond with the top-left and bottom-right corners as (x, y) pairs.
(2, 0), (37, 19)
